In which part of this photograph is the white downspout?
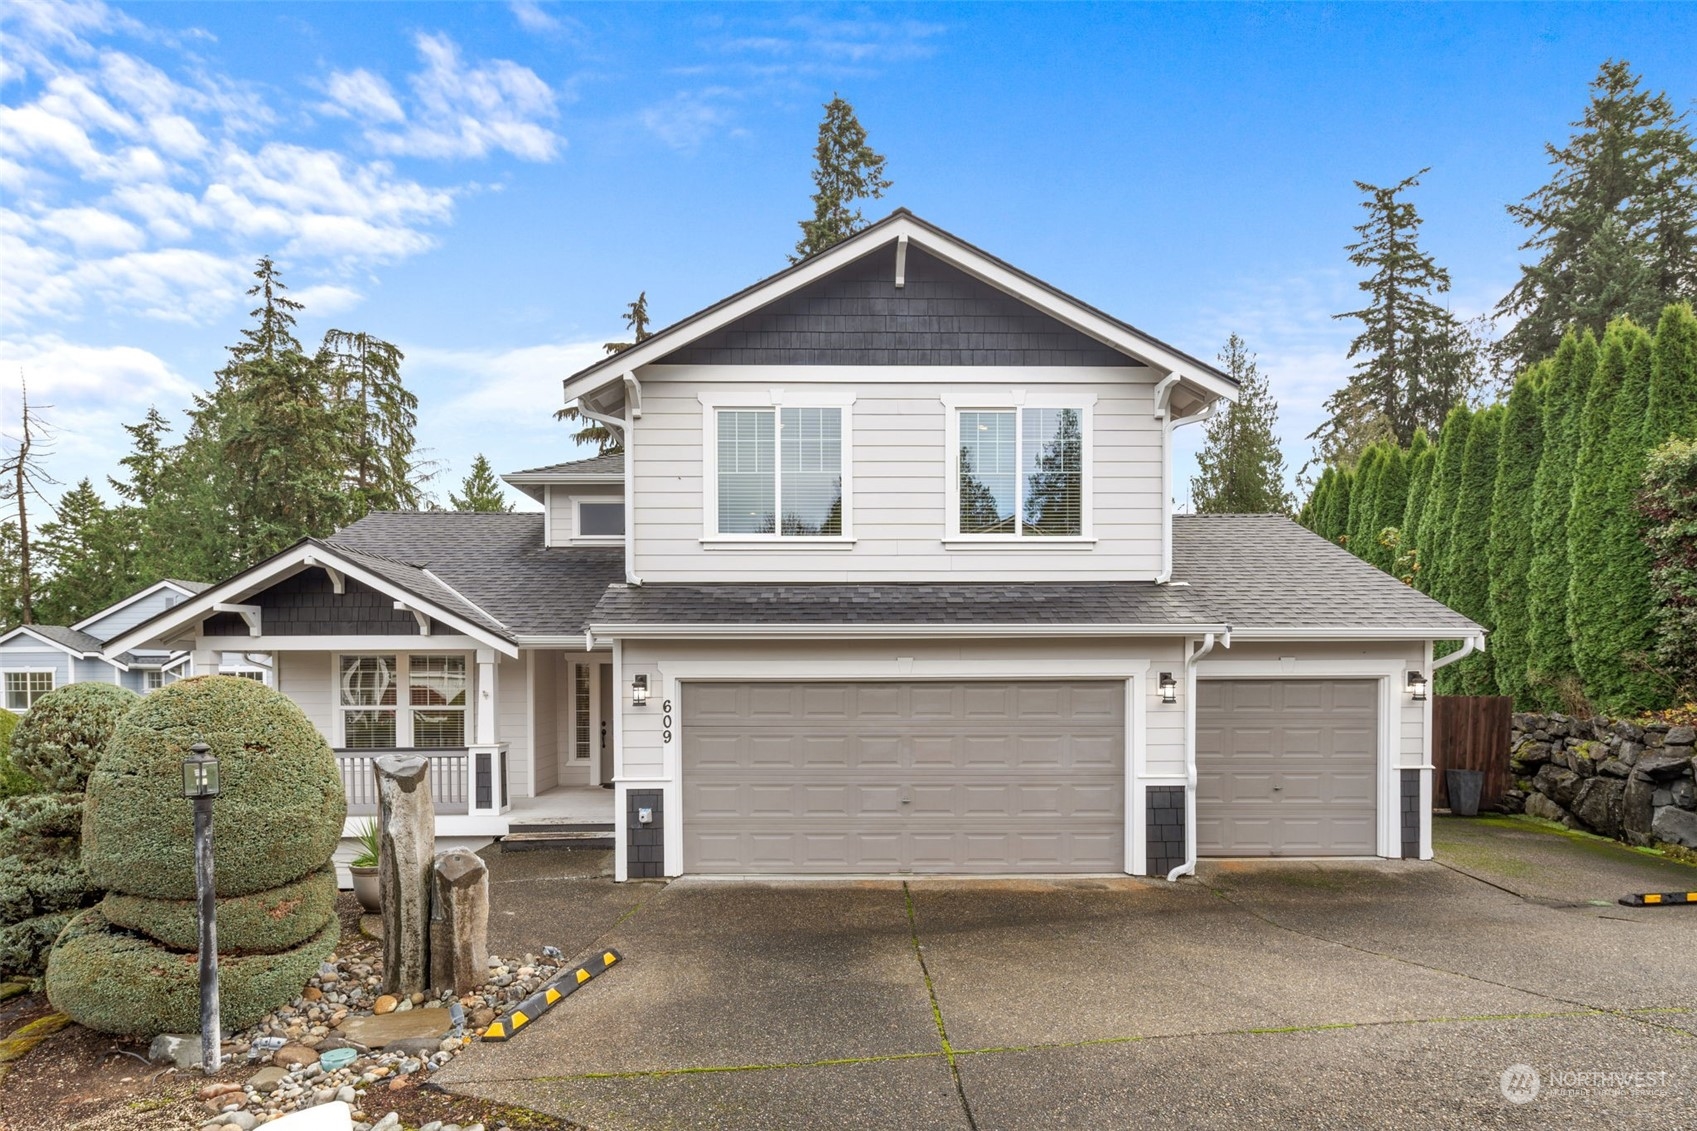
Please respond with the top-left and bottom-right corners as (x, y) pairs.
(1155, 397), (1217, 585)
(1430, 634), (1483, 672)
(1169, 624), (1231, 881)
(578, 375), (642, 586)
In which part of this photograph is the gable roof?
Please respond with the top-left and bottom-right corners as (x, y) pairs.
(502, 451), (626, 503)
(0, 624), (131, 667)
(562, 210), (1237, 409)
(70, 577), (211, 634)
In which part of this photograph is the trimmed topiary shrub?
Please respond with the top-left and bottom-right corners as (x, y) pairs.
(10, 682), (138, 793)
(45, 907), (337, 1036)
(0, 710), (33, 799)
(83, 676), (345, 900)
(101, 866), (337, 954)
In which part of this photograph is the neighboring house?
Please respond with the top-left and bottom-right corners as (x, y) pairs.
(0, 579), (210, 710)
(103, 210), (1483, 883)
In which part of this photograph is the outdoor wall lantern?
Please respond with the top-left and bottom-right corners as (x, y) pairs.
(180, 741), (221, 1074)
(631, 673), (650, 707)
(1158, 672), (1178, 705)
(1407, 671), (1429, 701)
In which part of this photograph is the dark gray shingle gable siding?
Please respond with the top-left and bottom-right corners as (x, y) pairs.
(657, 245), (1143, 367)
(202, 572), (434, 637)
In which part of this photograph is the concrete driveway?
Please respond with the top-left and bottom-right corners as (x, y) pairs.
(436, 818), (1697, 1130)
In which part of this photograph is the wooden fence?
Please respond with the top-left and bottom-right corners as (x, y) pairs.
(1432, 695), (1513, 810)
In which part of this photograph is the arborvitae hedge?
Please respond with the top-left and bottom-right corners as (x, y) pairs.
(1416, 405), (1473, 603)
(1640, 436), (1697, 696)
(1400, 437), (1437, 584)
(1487, 369), (1544, 707)
(1646, 304), (1697, 449)
(1370, 444), (1410, 573)
(1347, 447), (1384, 560)
(1439, 406), (1503, 695)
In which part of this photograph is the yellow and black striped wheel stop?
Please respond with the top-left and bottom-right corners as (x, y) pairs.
(481, 948), (623, 1041)
(1618, 891), (1697, 907)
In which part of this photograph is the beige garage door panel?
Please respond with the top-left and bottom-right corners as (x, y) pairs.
(1195, 679), (1377, 857)
(683, 681), (1124, 874)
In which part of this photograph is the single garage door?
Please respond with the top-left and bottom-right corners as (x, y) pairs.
(1195, 679), (1377, 856)
(683, 681), (1124, 874)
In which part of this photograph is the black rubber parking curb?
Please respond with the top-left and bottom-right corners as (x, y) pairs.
(1618, 891), (1697, 907)
(482, 948), (623, 1041)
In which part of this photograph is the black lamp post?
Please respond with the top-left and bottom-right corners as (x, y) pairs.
(181, 741), (221, 1074)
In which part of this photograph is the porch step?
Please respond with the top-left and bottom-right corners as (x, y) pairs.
(500, 828), (615, 852)
(508, 821), (614, 835)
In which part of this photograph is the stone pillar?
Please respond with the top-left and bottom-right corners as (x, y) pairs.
(430, 849), (490, 994)
(375, 754), (434, 996)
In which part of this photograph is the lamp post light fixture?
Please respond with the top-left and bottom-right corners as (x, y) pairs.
(180, 741), (221, 1074)
(631, 673), (650, 706)
(1158, 672), (1178, 705)
(1406, 671), (1429, 702)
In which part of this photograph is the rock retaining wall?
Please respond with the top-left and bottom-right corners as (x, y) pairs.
(1505, 713), (1697, 849)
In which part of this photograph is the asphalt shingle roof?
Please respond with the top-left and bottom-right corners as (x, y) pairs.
(505, 452), (625, 478)
(19, 624), (109, 653)
(1171, 514), (1481, 632)
(329, 512), (625, 639)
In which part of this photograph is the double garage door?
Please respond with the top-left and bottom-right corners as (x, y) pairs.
(1196, 679), (1379, 856)
(682, 680), (1124, 873)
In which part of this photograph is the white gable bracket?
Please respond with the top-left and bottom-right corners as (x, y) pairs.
(895, 234), (908, 288)
(304, 554), (346, 594)
(213, 603), (262, 637)
(394, 601), (433, 636)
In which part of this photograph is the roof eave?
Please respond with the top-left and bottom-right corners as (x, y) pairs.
(587, 622), (1231, 640)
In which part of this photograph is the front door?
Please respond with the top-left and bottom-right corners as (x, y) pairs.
(598, 662), (614, 788)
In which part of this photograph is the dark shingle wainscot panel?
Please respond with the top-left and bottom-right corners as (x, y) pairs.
(627, 789), (664, 879)
(1401, 771), (1421, 859)
(1146, 786), (1187, 878)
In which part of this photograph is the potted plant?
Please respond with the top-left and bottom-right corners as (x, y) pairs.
(349, 819), (381, 911)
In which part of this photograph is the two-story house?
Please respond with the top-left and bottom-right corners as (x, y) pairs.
(102, 211), (1482, 882)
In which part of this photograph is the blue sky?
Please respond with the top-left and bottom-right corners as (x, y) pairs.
(3, 1), (1694, 514)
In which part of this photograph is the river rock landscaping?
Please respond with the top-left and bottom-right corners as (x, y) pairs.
(1504, 711), (1697, 850)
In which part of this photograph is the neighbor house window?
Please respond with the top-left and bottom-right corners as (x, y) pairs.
(955, 406), (1085, 537)
(340, 655), (398, 748)
(715, 407), (844, 536)
(3, 671), (54, 712)
(408, 655), (467, 748)
(143, 670), (164, 692)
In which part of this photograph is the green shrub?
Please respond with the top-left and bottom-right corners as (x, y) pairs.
(0, 793), (94, 979)
(100, 866), (337, 954)
(83, 676), (345, 900)
(45, 907), (337, 1036)
(10, 682), (138, 793)
(0, 911), (73, 977)
(0, 711), (33, 799)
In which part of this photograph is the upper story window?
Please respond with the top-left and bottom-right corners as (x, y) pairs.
(4, 671), (54, 712)
(577, 501), (625, 538)
(705, 393), (853, 541)
(947, 397), (1094, 541)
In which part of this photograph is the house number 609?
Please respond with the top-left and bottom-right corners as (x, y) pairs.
(662, 700), (674, 743)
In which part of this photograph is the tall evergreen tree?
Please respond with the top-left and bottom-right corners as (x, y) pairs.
(319, 330), (424, 513)
(1398, 433), (1437, 587)
(1646, 302), (1697, 447)
(1571, 320), (1663, 710)
(1525, 330), (1599, 706)
(1367, 442), (1410, 573)
(1346, 446), (1384, 561)
(1639, 436), (1697, 698)
(450, 455), (512, 513)
(1438, 406), (1503, 695)
(792, 95), (891, 262)
(34, 479), (137, 626)
(1321, 468), (1353, 546)
(1311, 170), (1478, 467)
(555, 293), (651, 454)
(1415, 405), (1473, 601)
(1497, 60), (1697, 369)
(1487, 368), (1545, 708)
(1301, 467), (1335, 532)
(1189, 335), (1293, 514)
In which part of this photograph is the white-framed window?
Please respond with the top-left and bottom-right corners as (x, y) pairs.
(337, 653), (469, 750)
(571, 661), (591, 761)
(3, 670), (54, 712)
(143, 669), (165, 692)
(944, 395), (1094, 541)
(574, 498), (625, 540)
(701, 392), (854, 541)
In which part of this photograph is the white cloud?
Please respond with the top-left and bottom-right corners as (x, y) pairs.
(290, 283), (365, 316)
(34, 204), (145, 251)
(640, 88), (741, 151)
(327, 32), (563, 162)
(509, 1), (560, 34)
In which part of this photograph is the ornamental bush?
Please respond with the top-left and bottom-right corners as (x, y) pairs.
(0, 710), (32, 799)
(45, 907), (337, 1035)
(9, 682), (138, 793)
(82, 676), (345, 900)
(100, 866), (337, 954)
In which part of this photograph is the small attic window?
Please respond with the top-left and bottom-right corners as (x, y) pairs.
(578, 501), (625, 538)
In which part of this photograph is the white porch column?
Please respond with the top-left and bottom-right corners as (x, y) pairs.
(475, 648), (498, 745)
(468, 648), (508, 815)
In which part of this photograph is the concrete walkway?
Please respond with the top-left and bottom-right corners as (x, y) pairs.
(436, 819), (1697, 1130)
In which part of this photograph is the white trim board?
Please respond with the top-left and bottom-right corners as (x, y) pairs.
(70, 579), (199, 633)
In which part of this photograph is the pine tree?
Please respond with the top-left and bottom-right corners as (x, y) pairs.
(792, 95), (892, 262)
(1311, 170), (1478, 468)
(1525, 330), (1599, 706)
(555, 293), (651, 454)
(0, 379), (57, 625)
(1497, 60), (1697, 369)
(1399, 433), (1437, 587)
(319, 330), (424, 513)
(1438, 405), (1503, 695)
(1416, 405), (1473, 602)
(1646, 303), (1697, 448)
(1487, 368), (1545, 707)
(1190, 335), (1293, 514)
(450, 455), (512, 513)
(35, 479), (137, 626)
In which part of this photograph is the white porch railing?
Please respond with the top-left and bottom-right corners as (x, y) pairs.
(336, 748), (471, 815)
